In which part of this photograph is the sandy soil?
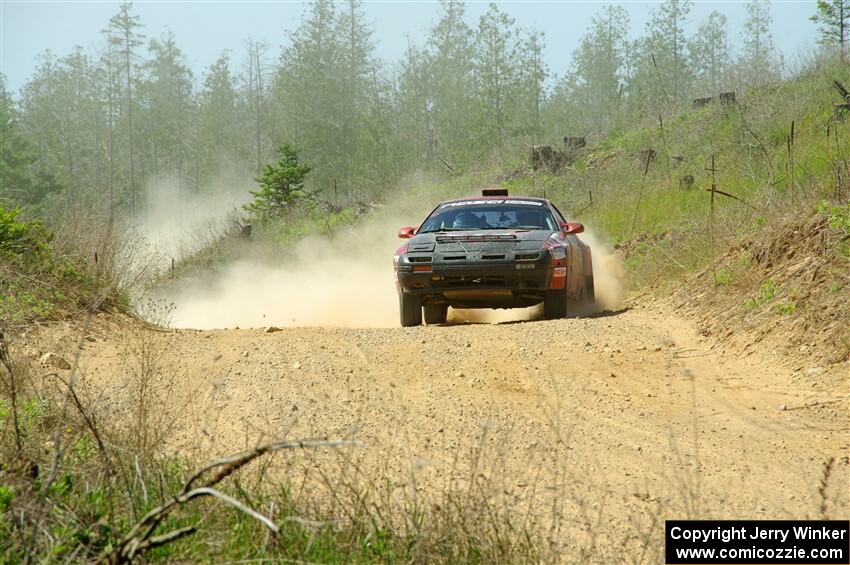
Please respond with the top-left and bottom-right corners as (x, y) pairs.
(19, 300), (849, 553)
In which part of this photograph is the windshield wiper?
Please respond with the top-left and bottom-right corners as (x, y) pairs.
(420, 227), (472, 233)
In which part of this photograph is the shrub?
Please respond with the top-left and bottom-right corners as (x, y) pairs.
(0, 207), (50, 258)
(0, 206), (129, 324)
(244, 144), (314, 223)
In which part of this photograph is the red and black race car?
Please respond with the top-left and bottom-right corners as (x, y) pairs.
(393, 188), (594, 326)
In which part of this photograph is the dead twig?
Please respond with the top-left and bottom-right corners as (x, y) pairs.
(98, 437), (355, 564)
(625, 148), (653, 261)
(0, 329), (22, 459)
(703, 188), (759, 211)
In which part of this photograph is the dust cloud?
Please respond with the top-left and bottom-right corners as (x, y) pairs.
(158, 186), (624, 329)
(582, 231), (625, 311)
(135, 171), (252, 262)
(162, 217), (405, 329)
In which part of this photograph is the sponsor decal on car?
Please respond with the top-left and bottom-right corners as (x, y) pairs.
(439, 199), (544, 208)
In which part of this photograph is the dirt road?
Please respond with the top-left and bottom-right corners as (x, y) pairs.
(28, 300), (849, 552)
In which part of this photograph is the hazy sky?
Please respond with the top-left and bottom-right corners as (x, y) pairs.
(1, 1), (820, 95)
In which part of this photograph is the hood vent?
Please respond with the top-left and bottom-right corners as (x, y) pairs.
(436, 233), (517, 243)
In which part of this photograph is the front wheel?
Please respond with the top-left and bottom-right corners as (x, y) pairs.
(543, 289), (567, 319)
(399, 292), (422, 327)
(424, 303), (448, 325)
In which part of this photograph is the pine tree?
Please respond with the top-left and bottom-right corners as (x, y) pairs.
(245, 144), (312, 221)
(98, 41), (123, 217)
(396, 41), (432, 168)
(1, 75), (62, 208)
(18, 53), (62, 181)
(426, 0), (475, 164)
(811, 0), (849, 60)
(473, 3), (521, 146)
(739, 0), (779, 87)
(563, 6), (629, 134)
(645, 0), (693, 105)
(516, 30), (547, 138)
(273, 1), (340, 190)
(142, 31), (194, 189)
(689, 12), (730, 95)
(198, 51), (240, 178)
(335, 0), (383, 196)
(244, 38), (270, 176)
(103, 1), (145, 211)
(1, 75), (35, 205)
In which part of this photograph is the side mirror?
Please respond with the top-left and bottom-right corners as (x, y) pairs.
(398, 226), (416, 239)
(560, 222), (585, 234)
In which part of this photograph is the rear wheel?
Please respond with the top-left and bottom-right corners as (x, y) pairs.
(399, 293), (422, 327)
(543, 289), (567, 319)
(424, 303), (448, 325)
(583, 274), (595, 306)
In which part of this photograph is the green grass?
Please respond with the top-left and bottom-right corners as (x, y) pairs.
(818, 200), (850, 235)
(0, 206), (128, 325)
(501, 61), (850, 287)
(745, 278), (778, 310)
(0, 382), (541, 563)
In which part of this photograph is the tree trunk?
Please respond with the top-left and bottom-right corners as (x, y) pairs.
(124, 29), (136, 213)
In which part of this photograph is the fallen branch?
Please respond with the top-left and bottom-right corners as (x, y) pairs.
(98, 437), (355, 564)
(704, 188), (759, 211)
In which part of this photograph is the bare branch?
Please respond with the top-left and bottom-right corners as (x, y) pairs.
(98, 437), (354, 565)
(134, 526), (196, 553)
(182, 487), (279, 533)
(704, 188), (759, 211)
(183, 438), (356, 493)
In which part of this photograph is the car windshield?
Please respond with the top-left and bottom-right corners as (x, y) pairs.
(419, 201), (558, 233)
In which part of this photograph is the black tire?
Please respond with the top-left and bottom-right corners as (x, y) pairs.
(424, 303), (448, 325)
(583, 274), (595, 306)
(399, 292), (422, 327)
(543, 289), (567, 319)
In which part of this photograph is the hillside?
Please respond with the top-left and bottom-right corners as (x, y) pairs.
(1, 61), (848, 563)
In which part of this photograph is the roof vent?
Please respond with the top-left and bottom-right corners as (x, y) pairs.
(481, 188), (509, 196)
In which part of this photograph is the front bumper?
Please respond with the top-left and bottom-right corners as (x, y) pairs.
(395, 259), (558, 308)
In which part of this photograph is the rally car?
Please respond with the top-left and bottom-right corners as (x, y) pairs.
(393, 188), (594, 326)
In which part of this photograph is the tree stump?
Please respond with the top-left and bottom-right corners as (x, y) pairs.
(563, 136), (587, 150)
(531, 145), (555, 171)
(531, 145), (572, 173)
